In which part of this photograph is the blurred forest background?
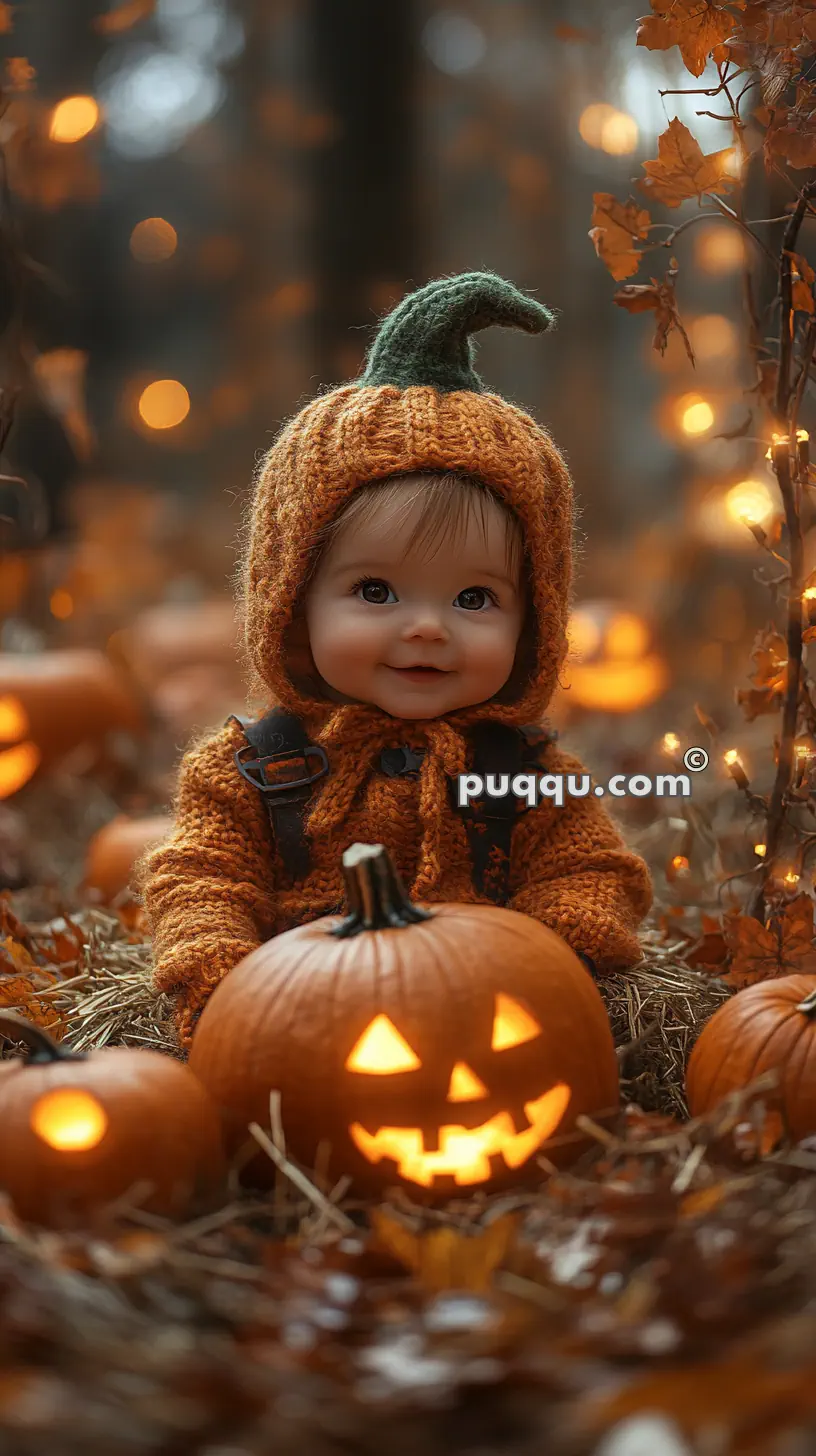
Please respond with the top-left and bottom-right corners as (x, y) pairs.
(0, 0), (792, 815)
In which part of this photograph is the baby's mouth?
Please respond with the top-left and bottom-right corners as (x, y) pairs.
(390, 665), (449, 677)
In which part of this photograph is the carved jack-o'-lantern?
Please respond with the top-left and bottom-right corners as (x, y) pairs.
(560, 601), (668, 714)
(189, 843), (620, 1196)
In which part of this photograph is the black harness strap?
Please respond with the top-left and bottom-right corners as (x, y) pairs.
(230, 709), (554, 903)
(229, 710), (329, 880)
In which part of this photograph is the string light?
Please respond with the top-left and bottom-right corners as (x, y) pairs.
(670, 854), (690, 874)
(661, 732), (680, 754)
(724, 748), (749, 789)
(138, 380), (190, 430)
(754, 843), (766, 857)
(49, 96), (99, 143)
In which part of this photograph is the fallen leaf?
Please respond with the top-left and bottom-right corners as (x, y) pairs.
(636, 0), (745, 79)
(589, 193), (652, 282)
(370, 1208), (519, 1293)
(614, 258), (694, 361)
(640, 119), (736, 207)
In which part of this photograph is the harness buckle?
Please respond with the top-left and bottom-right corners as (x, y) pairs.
(233, 742), (329, 798)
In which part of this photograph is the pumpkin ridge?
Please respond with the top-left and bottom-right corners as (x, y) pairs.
(691, 999), (782, 1109)
(784, 1001), (816, 1136)
(693, 996), (798, 1111)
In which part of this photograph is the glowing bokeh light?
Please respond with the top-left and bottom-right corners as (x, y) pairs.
(138, 379), (190, 430)
(130, 217), (178, 263)
(599, 110), (638, 155)
(689, 314), (738, 361)
(695, 227), (745, 273)
(725, 479), (775, 527)
(49, 96), (100, 143)
(679, 396), (715, 436)
(578, 103), (618, 148)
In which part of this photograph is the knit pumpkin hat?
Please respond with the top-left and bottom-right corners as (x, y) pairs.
(239, 270), (576, 895)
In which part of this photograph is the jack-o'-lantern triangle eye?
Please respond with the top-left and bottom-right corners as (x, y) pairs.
(491, 994), (541, 1051)
(345, 1015), (422, 1073)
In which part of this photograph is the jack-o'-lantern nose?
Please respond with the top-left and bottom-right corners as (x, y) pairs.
(447, 1062), (488, 1101)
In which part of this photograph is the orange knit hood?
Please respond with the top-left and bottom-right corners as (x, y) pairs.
(238, 271), (577, 896)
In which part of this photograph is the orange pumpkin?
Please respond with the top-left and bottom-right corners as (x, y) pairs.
(0, 1012), (225, 1227)
(189, 842), (620, 1197)
(686, 976), (816, 1141)
(0, 649), (147, 797)
(83, 813), (173, 903)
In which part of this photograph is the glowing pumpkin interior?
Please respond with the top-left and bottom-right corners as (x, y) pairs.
(343, 994), (572, 1188)
(30, 1088), (109, 1152)
(0, 695), (40, 799)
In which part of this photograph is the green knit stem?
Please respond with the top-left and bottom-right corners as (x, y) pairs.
(358, 271), (556, 394)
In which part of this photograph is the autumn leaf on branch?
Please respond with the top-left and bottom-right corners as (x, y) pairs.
(788, 250), (815, 314)
(613, 257), (695, 361)
(760, 82), (816, 171)
(736, 626), (788, 720)
(588, 193), (652, 282)
(640, 118), (736, 207)
(636, 0), (745, 79)
(721, 893), (816, 988)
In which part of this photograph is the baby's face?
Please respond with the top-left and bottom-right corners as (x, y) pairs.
(303, 485), (525, 719)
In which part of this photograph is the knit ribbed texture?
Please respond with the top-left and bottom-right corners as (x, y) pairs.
(138, 270), (654, 1049)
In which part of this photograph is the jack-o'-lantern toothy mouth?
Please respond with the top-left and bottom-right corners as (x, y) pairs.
(348, 1082), (571, 1187)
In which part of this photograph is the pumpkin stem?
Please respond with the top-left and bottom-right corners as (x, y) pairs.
(357, 271), (555, 395)
(0, 1012), (85, 1065)
(331, 843), (434, 937)
(796, 989), (816, 1015)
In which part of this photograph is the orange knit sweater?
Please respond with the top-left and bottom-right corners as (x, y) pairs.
(138, 272), (653, 1049)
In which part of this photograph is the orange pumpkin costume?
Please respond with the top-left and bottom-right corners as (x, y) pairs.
(139, 272), (653, 1048)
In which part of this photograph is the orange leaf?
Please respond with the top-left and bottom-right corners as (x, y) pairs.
(789, 251), (815, 314)
(370, 1208), (519, 1293)
(4, 56), (34, 92)
(722, 894), (816, 988)
(640, 118), (736, 207)
(0, 4), (14, 34)
(589, 193), (652, 282)
(93, 0), (155, 32)
(613, 258), (694, 361)
(636, 0), (745, 78)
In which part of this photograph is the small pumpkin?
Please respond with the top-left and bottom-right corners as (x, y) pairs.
(0, 649), (147, 797)
(189, 842), (620, 1197)
(0, 1012), (226, 1227)
(686, 975), (816, 1141)
(83, 813), (174, 903)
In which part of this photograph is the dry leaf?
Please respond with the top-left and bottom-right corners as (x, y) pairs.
(4, 56), (34, 92)
(722, 893), (816, 988)
(589, 193), (652, 282)
(93, 0), (155, 33)
(788, 250), (815, 314)
(636, 0), (745, 78)
(640, 119), (736, 207)
(370, 1208), (519, 1293)
(614, 258), (694, 361)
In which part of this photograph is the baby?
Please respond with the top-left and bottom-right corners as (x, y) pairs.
(139, 270), (653, 1049)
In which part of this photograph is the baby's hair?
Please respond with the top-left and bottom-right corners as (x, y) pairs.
(302, 469), (525, 587)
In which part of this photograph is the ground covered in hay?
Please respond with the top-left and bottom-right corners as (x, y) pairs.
(1, 731), (815, 1456)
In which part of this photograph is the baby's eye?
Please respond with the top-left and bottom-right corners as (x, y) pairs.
(354, 577), (395, 605)
(456, 587), (496, 611)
